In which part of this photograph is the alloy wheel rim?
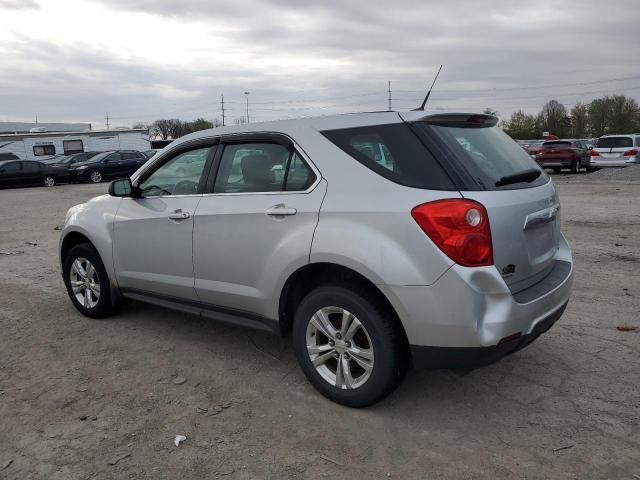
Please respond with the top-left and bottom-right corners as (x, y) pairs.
(69, 257), (100, 308)
(306, 306), (374, 389)
(44, 177), (55, 187)
(90, 171), (102, 183)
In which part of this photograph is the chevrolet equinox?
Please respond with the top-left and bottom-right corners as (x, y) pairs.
(59, 111), (573, 407)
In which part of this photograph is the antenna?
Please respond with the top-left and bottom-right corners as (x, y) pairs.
(221, 93), (225, 126)
(413, 65), (443, 111)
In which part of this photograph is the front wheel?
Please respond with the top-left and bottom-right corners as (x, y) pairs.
(293, 285), (408, 407)
(89, 170), (103, 183)
(63, 243), (114, 318)
(42, 175), (56, 187)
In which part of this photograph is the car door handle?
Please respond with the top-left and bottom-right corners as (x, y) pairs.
(168, 210), (190, 220)
(265, 205), (297, 217)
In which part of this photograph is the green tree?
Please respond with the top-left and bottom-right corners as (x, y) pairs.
(608, 95), (639, 134)
(588, 98), (610, 137)
(503, 110), (539, 139)
(570, 102), (589, 138)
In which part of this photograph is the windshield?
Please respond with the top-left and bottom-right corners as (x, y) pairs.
(43, 155), (70, 164)
(597, 137), (633, 149)
(77, 152), (109, 164)
(414, 123), (548, 190)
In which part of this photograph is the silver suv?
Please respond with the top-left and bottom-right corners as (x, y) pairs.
(59, 112), (573, 407)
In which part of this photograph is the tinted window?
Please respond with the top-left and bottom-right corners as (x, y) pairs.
(285, 151), (316, 191)
(597, 137), (633, 148)
(1, 161), (20, 172)
(322, 124), (455, 190)
(542, 141), (572, 148)
(22, 161), (41, 172)
(413, 123), (548, 190)
(139, 147), (211, 197)
(106, 153), (121, 161)
(33, 145), (56, 156)
(214, 142), (293, 193)
(122, 152), (139, 160)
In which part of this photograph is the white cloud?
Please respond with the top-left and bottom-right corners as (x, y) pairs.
(0, 0), (639, 125)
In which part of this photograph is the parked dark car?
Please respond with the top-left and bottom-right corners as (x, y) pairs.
(534, 140), (589, 173)
(0, 152), (20, 161)
(69, 150), (148, 183)
(43, 151), (102, 167)
(0, 160), (68, 188)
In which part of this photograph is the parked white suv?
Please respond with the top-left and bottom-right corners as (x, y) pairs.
(588, 134), (640, 168)
(59, 112), (573, 407)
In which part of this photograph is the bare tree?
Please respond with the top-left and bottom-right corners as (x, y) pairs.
(539, 100), (570, 137)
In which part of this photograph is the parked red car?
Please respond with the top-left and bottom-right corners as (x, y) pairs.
(535, 140), (589, 174)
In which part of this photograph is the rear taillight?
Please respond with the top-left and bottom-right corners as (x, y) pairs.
(411, 199), (493, 267)
(590, 150), (600, 157)
(623, 149), (638, 157)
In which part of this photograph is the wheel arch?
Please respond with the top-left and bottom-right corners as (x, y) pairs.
(60, 230), (96, 267)
(278, 262), (410, 347)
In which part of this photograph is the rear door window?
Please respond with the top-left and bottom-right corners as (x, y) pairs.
(321, 124), (455, 190)
(596, 137), (633, 149)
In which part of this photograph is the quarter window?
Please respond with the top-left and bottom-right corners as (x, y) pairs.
(63, 140), (84, 154)
(139, 147), (211, 197)
(213, 142), (316, 193)
(33, 145), (56, 156)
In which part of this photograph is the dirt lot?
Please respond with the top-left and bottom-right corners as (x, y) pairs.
(0, 174), (639, 479)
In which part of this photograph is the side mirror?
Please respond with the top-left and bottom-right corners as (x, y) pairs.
(109, 178), (136, 197)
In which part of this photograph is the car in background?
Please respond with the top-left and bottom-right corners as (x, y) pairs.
(0, 159), (68, 188)
(587, 135), (640, 170)
(142, 149), (159, 159)
(526, 141), (545, 158)
(534, 140), (589, 173)
(69, 150), (148, 183)
(0, 152), (20, 161)
(43, 151), (103, 170)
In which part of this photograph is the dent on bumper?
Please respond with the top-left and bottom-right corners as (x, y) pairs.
(379, 238), (573, 355)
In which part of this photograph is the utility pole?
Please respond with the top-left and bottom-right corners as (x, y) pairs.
(388, 80), (392, 111)
(244, 91), (251, 123)
(221, 93), (225, 126)
(105, 112), (110, 130)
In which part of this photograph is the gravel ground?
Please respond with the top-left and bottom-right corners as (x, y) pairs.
(585, 165), (640, 181)
(0, 176), (639, 479)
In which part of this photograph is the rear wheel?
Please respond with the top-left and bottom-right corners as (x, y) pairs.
(570, 159), (579, 174)
(89, 170), (103, 183)
(63, 243), (114, 318)
(293, 285), (408, 407)
(42, 175), (56, 187)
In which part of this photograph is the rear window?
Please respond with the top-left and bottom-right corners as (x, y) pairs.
(412, 122), (548, 190)
(597, 137), (633, 148)
(543, 141), (571, 148)
(321, 124), (455, 190)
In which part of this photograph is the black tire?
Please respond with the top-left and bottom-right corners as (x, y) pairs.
(586, 166), (597, 172)
(553, 168), (561, 174)
(89, 170), (103, 183)
(42, 175), (56, 187)
(570, 159), (579, 174)
(293, 285), (408, 407)
(63, 243), (115, 319)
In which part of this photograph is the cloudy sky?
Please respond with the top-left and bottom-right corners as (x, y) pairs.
(1, 0), (639, 128)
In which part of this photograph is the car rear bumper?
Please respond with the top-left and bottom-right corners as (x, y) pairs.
(379, 233), (573, 369)
(409, 301), (567, 369)
(538, 159), (575, 167)
(589, 157), (638, 167)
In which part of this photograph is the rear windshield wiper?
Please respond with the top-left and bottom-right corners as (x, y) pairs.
(495, 169), (541, 187)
